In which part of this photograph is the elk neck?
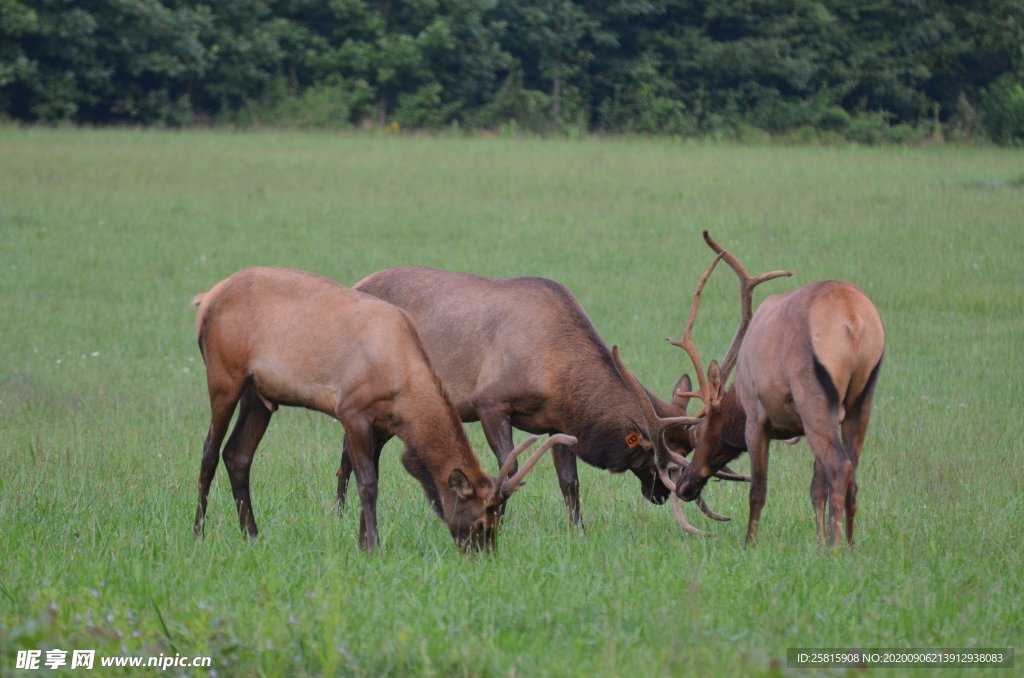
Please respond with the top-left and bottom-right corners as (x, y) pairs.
(560, 357), (677, 472)
(390, 372), (482, 482)
(716, 386), (749, 454)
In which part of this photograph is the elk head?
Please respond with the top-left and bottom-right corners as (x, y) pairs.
(446, 433), (577, 552)
(671, 231), (791, 502)
(612, 342), (747, 537)
(612, 231), (790, 535)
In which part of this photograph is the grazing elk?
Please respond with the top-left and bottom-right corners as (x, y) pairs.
(191, 266), (570, 552)
(336, 267), (747, 535)
(620, 232), (884, 547)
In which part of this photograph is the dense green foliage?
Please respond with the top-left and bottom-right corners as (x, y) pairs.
(2, 1), (1023, 142)
(1, 129), (1022, 674)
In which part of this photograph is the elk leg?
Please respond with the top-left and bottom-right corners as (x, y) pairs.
(337, 432), (390, 515)
(222, 387), (273, 540)
(552, 444), (583, 529)
(340, 415), (380, 551)
(335, 444), (353, 514)
(744, 420), (771, 546)
(194, 378), (244, 537)
(802, 425), (850, 549)
(810, 458), (827, 544)
(840, 400), (873, 547)
(477, 403), (517, 520)
(477, 403), (517, 476)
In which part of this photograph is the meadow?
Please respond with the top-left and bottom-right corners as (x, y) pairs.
(0, 128), (1021, 676)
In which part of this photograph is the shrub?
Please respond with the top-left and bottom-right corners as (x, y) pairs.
(982, 74), (1024, 145)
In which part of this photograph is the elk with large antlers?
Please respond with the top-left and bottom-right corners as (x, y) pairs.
(191, 267), (571, 552)
(619, 232), (884, 547)
(336, 267), (747, 536)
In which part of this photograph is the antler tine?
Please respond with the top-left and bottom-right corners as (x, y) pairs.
(702, 230), (792, 383)
(501, 434), (577, 495)
(494, 435), (538, 483)
(611, 346), (701, 471)
(697, 497), (731, 522)
(667, 251), (725, 410)
(660, 467), (732, 526)
(713, 465), (751, 482)
(672, 494), (712, 537)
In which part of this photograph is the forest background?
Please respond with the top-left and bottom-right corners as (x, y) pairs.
(2, 0), (1023, 144)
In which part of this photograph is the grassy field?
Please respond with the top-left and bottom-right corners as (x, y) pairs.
(1, 128), (1021, 676)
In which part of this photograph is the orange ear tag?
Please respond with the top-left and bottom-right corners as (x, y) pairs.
(625, 431), (642, 448)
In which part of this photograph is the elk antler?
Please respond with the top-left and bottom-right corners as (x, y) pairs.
(667, 251), (726, 413)
(612, 346), (749, 487)
(497, 433), (578, 498)
(672, 493), (711, 537)
(656, 467), (733, 534)
(611, 346), (701, 472)
(494, 435), (539, 484)
(714, 465), (751, 482)
(702, 230), (793, 384)
(612, 347), (740, 534)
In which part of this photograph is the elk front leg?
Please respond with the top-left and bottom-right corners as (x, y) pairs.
(194, 381), (244, 537)
(337, 432), (390, 515)
(222, 389), (273, 540)
(476, 401), (519, 521)
(477, 401), (516, 476)
(552, 443), (583, 528)
(744, 420), (771, 546)
(340, 415), (380, 551)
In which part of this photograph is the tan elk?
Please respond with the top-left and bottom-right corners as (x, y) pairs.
(337, 267), (748, 536)
(191, 267), (571, 552)
(618, 232), (884, 547)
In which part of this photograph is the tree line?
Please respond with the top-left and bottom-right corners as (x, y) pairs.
(2, 0), (1022, 143)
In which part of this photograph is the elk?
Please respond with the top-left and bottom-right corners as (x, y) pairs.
(190, 266), (570, 552)
(619, 232), (884, 547)
(336, 267), (747, 535)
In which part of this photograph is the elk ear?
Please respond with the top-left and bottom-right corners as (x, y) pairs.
(707, 361), (723, 402)
(672, 374), (693, 414)
(447, 469), (475, 499)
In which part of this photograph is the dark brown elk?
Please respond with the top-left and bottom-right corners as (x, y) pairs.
(337, 267), (747, 534)
(191, 266), (570, 552)
(621, 232), (884, 547)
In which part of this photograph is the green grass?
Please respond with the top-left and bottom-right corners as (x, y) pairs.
(1, 128), (1021, 676)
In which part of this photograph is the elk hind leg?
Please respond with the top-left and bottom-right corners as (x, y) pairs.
(840, 400), (874, 547)
(222, 386), (273, 539)
(335, 445), (353, 514)
(803, 425), (850, 549)
(810, 458), (827, 544)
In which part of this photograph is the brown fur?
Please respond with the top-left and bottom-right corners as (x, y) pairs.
(337, 266), (695, 527)
(191, 266), (508, 552)
(677, 280), (885, 547)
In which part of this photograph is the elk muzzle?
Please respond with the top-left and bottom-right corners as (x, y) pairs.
(676, 468), (710, 502)
(452, 520), (497, 554)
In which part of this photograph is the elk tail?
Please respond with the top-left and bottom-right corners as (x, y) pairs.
(811, 350), (840, 410)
